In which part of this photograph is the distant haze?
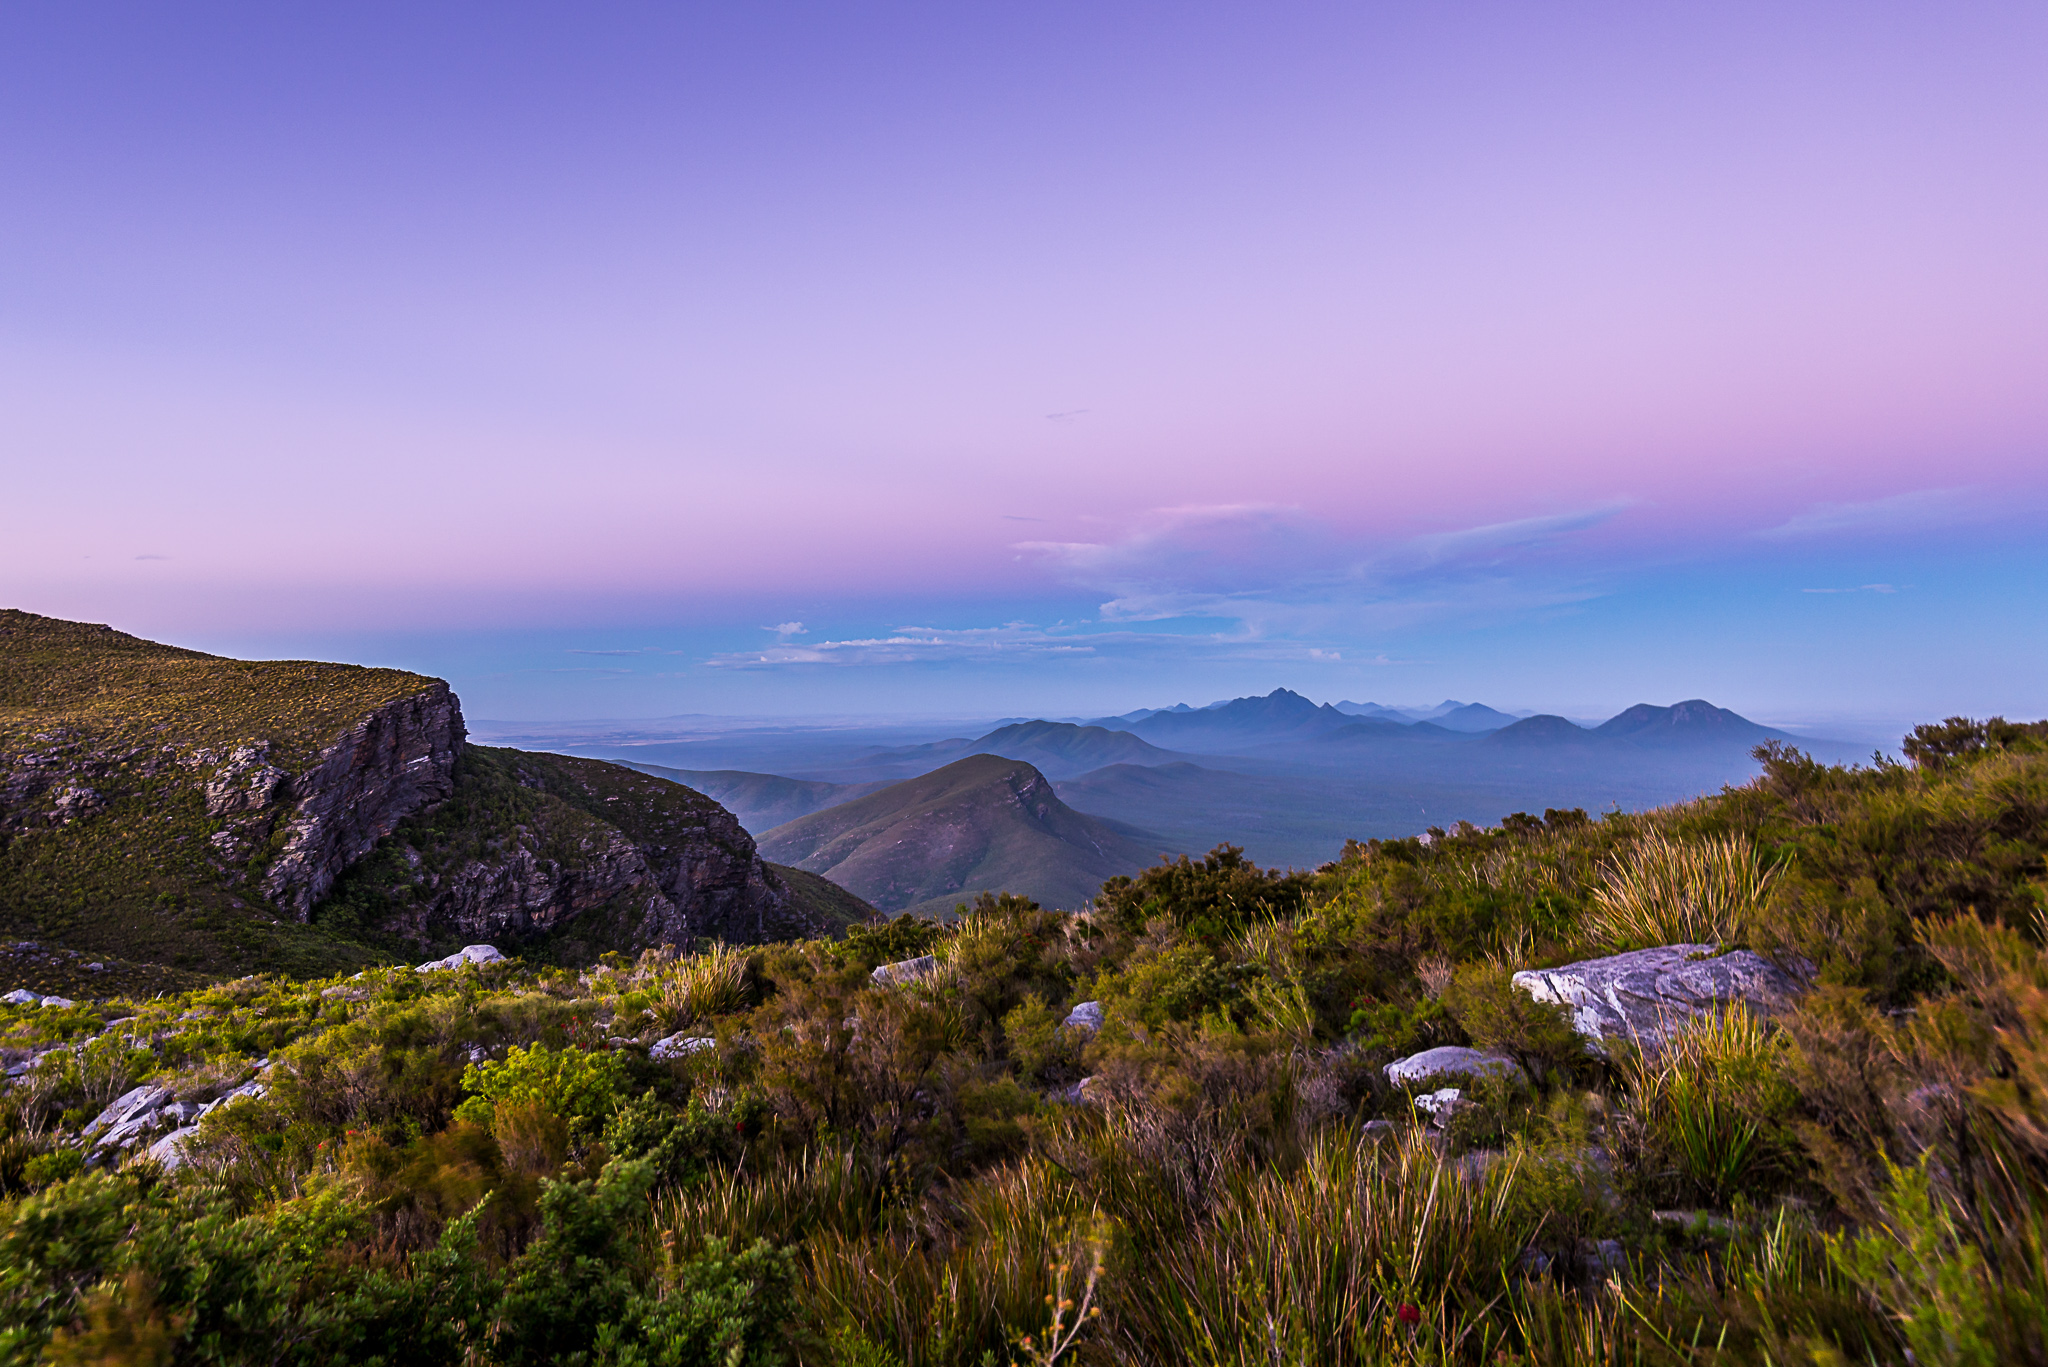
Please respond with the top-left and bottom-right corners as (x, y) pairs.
(4, 4), (2044, 723)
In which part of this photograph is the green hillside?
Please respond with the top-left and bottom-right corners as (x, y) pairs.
(0, 610), (451, 985)
(757, 753), (1164, 915)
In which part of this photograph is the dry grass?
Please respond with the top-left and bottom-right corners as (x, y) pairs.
(1587, 831), (1776, 950)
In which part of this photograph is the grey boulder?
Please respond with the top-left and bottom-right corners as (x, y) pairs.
(417, 944), (506, 972)
(1513, 944), (1800, 1053)
(1061, 1001), (1103, 1034)
(870, 955), (939, 988)
(650, 1034), (716, 1061)
(1385, 1046), (1523, 1087)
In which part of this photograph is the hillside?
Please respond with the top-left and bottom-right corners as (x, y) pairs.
(757, 753), (1163, 915)
(314, 746), (871, 960)
(0, 611), (869, 984)
(0, 609), (462, 982)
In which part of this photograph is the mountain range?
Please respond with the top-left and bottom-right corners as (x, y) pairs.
(575, 689), (1837, 873)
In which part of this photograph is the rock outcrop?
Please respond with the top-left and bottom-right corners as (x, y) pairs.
(263, 684), (464, 918)
(328, 747), (842, 955)
(1513, 944), (1801, 1052)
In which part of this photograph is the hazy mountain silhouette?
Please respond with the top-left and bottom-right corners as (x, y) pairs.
(1430, 702), (1521, 733)
(609, 761), (893, 831)
(852, 720), (1188, 781)
(756, 754), (1162, 916)
(1594, 699), (1787, 749)
(1121, 688), (1355, 750)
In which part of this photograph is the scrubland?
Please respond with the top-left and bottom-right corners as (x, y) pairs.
(1, 719), (2045, 1365)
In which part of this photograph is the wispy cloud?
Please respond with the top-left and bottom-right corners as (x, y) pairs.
(712, 500), (1632, 672)
(1019, 500), (1625, 633)
(766, 622), (807, 638)
(1757, 487), (1983, 540)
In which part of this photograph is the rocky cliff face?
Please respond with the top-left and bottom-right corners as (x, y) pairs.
(318, 745), (844, 956)
(260, 684), (464, 918)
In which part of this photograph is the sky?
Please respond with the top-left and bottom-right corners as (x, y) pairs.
(4, 2), (2046, 728)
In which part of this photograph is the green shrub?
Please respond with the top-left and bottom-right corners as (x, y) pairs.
(457, 1043), (630, 1134)
(1095, 845), (1311, 939)
(1440, 964), (1587, 1082)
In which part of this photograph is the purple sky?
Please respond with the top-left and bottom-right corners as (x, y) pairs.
(5, 3), (2045, 726)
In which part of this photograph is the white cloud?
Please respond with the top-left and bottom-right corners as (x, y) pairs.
(1758, 487), (1983, 539)
(767, 621), (807, 638)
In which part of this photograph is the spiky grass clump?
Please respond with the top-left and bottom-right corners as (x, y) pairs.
(1588, 831), (1776, 951)
(1619, 1003), (1795, 1205)
(651, 943), (750, 1032)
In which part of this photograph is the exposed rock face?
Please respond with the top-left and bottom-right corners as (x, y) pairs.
(332, 747), (830, 954)
(1513, 943), (1802, 1052)
(265, 684), (465, 918)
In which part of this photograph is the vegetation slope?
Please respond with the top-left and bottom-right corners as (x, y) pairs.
(1, 718), (2044, 1363)
(0, 610), (449, 985)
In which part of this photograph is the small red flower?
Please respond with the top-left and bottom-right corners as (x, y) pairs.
(1397, 1304), (1421, 1325)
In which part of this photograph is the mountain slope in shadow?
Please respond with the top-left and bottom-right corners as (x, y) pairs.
(848, 720), (1190, 781)
(608, 760), (893, 831)
(756, 754), (1163, 916)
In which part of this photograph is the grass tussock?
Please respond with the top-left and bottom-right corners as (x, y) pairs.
(1587, 830), (1777, 951)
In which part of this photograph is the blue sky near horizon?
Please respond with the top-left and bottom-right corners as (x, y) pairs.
(5, 3), (2046, 727)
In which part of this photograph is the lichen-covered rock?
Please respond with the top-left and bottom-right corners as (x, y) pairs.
(1513, 944), (1801, 1052)
(1062, 1001), (1103, 1034)
(416, 944), (506, 972)
(1385, 1046), (1523, 1087)
(870, 955), (940, 987)
(650, 1034), (716, 1060)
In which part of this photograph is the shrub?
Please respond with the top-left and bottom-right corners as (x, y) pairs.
(1439, 964), (1586, 1082)
(1095, 845), (1311, 938)
(650, 944), (750, 1033)
(456, 1043), (630, 1134)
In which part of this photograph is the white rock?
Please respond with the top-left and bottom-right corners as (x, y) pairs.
(1413, 1087), (1462, 1120)
(144, 1126), (202, 1171)
(85, 1084), (170, 1139)
(1061, 1001), (1104, 1034)
(870, 955), (939, 987)
(198, 1081), (267, 1118)
(38, 996), (75, 1009)
(416, 944), (506, 972)
(1512, 944), (1801, 1053)
(650, 1034), (716, 1060)
(1, 989), (41, 1006)
(1385, 1046), (1523, 1087)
